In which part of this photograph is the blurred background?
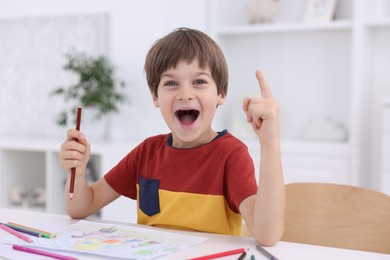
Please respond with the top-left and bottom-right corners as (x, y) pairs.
(0, 0), (389, 222)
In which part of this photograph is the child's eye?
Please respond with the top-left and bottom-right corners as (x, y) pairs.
(165, 81), (177, 87)
(193, 79), (206, 85)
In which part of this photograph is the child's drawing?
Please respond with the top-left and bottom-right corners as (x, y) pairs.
(19, 220), (207, 259)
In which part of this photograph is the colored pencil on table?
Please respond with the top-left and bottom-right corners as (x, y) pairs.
(69, 107), (82, 200)
(7, 222), (55, 239)
(256, 244), (278, 260)
(0, 224), (33, 243)
(190, 248), (246, 260)
(237, 251), (247, 260)
(12, 245), (78, 260)
(3, 223), (40, 238)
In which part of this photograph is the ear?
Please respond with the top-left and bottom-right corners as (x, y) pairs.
(152, 95), (160, 108)
(217, 93), (226, 106)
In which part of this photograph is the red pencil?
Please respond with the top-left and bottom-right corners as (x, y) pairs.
(69, 107), (82, 200)
(190, 248), (246, 260)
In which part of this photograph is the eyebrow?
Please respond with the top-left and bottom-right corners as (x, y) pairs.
(161, 71), (212, 78)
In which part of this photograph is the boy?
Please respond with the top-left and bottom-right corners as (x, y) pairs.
(59, 28), (285, 246)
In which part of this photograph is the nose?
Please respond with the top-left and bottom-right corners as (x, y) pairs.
(176, 85), (194, 101)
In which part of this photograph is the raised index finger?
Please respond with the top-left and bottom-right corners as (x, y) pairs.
(256, 70), (273, 99)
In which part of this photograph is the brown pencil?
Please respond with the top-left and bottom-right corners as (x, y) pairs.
(69, 107), (82, 200)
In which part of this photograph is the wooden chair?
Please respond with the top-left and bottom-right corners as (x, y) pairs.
(281, 182), (390, 254)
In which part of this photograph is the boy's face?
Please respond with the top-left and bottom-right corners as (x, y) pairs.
(153, 59), (225, 148)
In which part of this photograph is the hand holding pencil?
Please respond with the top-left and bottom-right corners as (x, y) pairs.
(59, 107), (90, 200)
(69, 107), (82, 199)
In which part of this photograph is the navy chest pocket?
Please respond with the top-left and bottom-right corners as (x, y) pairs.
(139, 177), (161, 217)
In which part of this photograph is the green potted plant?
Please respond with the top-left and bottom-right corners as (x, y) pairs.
(51, 50), (127, 127)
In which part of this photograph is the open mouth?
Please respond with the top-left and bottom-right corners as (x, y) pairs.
(175, 109), (200, 125)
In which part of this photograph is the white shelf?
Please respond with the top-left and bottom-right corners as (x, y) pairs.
(218, 21), (352, 35)
(0, 136), (61, 151)
(280, 140), (349, 157)
(365, 18), (390, 29)
(239, 137), (351, 185)
(0, 136), (137, 222)
(241, 137), (349, 156)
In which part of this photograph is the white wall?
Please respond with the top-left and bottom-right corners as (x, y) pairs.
(0, 0), (210, 142)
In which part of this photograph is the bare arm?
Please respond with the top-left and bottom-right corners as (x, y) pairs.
(240, 70), (285, 246)
(60, 129), (120, 218)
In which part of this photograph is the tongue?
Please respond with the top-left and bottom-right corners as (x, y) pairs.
(180, 114), (196, 125)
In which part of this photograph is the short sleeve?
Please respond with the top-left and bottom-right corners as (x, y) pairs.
(224, 145), (258, 213)
(104, 145), (141, 199)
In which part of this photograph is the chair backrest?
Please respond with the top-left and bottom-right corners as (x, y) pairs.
(281, 182), (390, 254)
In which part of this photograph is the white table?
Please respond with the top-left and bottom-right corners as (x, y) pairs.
(0, 208), (388, 260)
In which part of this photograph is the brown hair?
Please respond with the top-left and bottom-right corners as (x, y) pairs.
(144, 27), (228, 98)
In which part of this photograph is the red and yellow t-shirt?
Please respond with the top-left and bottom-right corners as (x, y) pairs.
(104, 130), (258, 236)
